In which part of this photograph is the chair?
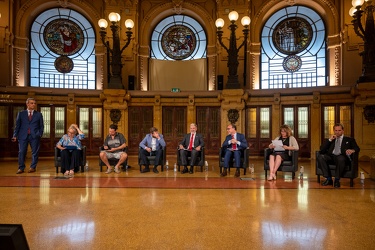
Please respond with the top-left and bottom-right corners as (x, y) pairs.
(264, 148), (299, 179)
(219, 147), (249, 175)
(316, 151), (358, 187)
(99, 146), (128, 172)
(176, 147), (205, 172)
(54, 146), (86, 173)
(138, 146), (166, 172)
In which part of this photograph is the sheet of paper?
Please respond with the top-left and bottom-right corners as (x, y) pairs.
(272, 140), (285, 151)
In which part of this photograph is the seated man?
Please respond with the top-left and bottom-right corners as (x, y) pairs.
(178, 123), (204, 174)
(221, 124), (248, 178)
(139, 127), (166, 173)
(317, 123), (360, 188)
(99, 124), (128, 174)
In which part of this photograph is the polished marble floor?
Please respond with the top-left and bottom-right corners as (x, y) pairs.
(1, 155), (375, 250)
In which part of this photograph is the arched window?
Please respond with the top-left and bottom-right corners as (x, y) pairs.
(150, 15), (206, 60)
(30, 8), (96, 89)
(149, 15), (207, 91)
(261, 6), (326, 89)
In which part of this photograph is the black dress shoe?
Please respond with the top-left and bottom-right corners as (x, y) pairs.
(234, 169), (240, 178)
(322, 179), (333, 186)
(153, 166), (159, 174)
(220, 169), (227, 177)
(141, 167), (150, 173)
(334, 180), (341, 188)
(181, 167), (188, 174)
(16, 169), (24, 174)
(189, 166), (194, 174)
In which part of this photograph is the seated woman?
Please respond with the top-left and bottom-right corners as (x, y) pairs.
(56, 124), (84, 176)
(267, 124), (299, 181)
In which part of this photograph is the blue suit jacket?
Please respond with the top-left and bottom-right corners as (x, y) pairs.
(221, 133), (248, 151)
(13, 110), (44, 140)
(139, 133), (166, 150)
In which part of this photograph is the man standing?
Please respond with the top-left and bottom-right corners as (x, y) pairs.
(139, 127), (166, 173)
(178, 123), (204, 174)
(100, 124), (128, 174)
(317, 123), (360, 188)
(221, 124), (248, 178)
(12, 98), (44, 174)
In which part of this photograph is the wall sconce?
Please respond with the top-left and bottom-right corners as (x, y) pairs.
(98, 13), (134, 89)
(216, 11), (250, 89)
(349, 0), (375, 83)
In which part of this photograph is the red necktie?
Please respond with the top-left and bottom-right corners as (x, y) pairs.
(28, 111), (32, 134)
(232, 135), (237, 150)
(188, 134), (194, 150)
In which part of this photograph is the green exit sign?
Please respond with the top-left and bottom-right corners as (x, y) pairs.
(171, 88), (180, 92)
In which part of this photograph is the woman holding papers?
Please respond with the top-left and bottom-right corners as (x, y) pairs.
(267, 124), (299, 181)
(56, 124), (84, 176)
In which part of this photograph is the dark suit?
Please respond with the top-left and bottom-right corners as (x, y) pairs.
(13, 110), (44, 170)
(222, 133), (248, 169)
(317, 136), (360, 178)
(179, 133), (204, 167)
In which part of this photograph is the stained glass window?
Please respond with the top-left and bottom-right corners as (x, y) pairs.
(151, 15), (206, 60)
(261, 6), (326, 89)
(30, 8), (96, 89)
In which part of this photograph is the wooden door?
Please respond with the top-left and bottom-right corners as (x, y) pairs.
(77, 106), (103, 155)
(0, 104), (23, 158)
(39, 105), (66, 157)
(128, 106), (153, 155)
(245, 106), (272, 156)
(196, 107), (221, 155)
(162, 107), (186, 154)
(282, 105), (310, 158)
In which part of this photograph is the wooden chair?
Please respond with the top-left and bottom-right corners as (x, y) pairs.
(176, 147), (205, 172)
(138, 146), (166, 172)
(316, 151), (358, 187)
(54, 146), (86, 173)
(99, 146), (128, 172)
(264, 148), (299, 179)
(219, 147), (249, 175)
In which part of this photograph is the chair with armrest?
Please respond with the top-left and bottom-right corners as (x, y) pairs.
(138, 146), (166, 172)
(176, 147), (205, 172)
(316, 151), (358, 187)
(54, 146), (86, 173)
(99, 146), (128, 172)
(264, 148), (299, 179)
(219, 147), (249, 175)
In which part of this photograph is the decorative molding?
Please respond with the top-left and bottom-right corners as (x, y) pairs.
(15, 49), (20, 86)
(140, 56), (144, 90)
(57, 0), (70, 8)
(363, 105), (375, 123)
(227, 109), (239, 124)
(172, 0), (184, 14)
(284, 0), (297, 5)
(110, 109), (122, 125)
(335, 46), (340, 86)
